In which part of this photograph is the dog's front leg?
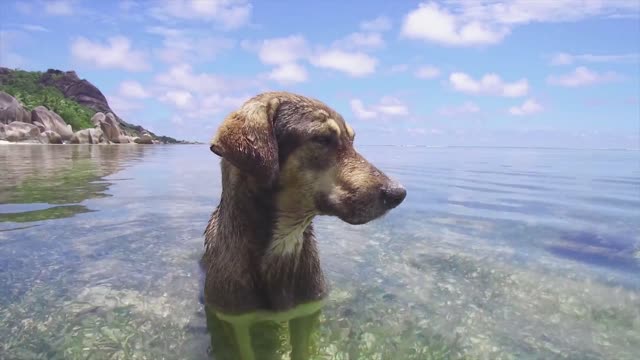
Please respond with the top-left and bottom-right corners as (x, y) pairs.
(289, 310), (321, 360)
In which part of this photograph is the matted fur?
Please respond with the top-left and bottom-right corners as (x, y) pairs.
(203, 91), (406, 314)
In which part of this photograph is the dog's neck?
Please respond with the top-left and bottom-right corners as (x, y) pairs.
(215, 163), (315, 259)
(267, 210), (315, 257)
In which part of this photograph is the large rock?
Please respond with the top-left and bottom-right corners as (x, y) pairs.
(0, 91), (31, 124)
(118, 135), (132, 144)
(91, 112), (123, 143)
(134, 133), (153, 144)
(70, 128), (106, 144)
(40, 70), (111, 114)
(40, 130), (63, 144)
(3, 121), (41, 142)
(31, 106), (74, 140)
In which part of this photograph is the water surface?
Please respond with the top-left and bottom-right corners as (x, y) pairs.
(1, 144), (638, 359)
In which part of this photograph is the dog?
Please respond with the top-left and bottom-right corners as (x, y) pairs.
(202, 91), (406, 359)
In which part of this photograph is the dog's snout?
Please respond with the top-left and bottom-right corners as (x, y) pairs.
(380, 184), (407, 209)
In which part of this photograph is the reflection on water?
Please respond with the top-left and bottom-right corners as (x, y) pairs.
(0, 145), (639, 359)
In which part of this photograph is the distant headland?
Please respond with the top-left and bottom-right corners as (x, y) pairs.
(0, 67), (197, 145)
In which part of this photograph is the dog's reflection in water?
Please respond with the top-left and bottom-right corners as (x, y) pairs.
(206, 301), (324, 360)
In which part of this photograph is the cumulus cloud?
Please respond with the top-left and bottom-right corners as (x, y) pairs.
(310, 49), (377, 77)
(350, 99), (377, 120)
(155, 63), (254, 93)
(550, 52), (640, 65)
(401, 1), (639, 47)
(160, 90), (194, 109)
(258, 35), (309, 65)
(350, 96), (409, 120)
(415, 65), (441, 79)
(268, 63), (308, 84)
(360, 16), (392, 32)
(401, 2), (508, 46)
(509, 99), (543, 116)
(106, 95), (143, 117)
(439, 102), (480, 116)
(547, 66), (621, 87)
(118, 80), (150, 99)
(150, 0), (252, 29)
(71, 36), (150, 72)
(153, 64), (258, 121)
(332, 32), (385, 50)
(246, 35), (310, 84)
(449, 72), (529, 97)
(44, 0), (73, 15)
(147, 26), (235, 64)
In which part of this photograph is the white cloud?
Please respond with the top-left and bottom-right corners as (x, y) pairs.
(509, 99), (543, 116)
(156, 63), (260, 94)
(71, 36), (150, 72)
(44, 0), (73, 15)
(333, 32), (385, 50)
(268, 63), (308, 84)
(350, 99), (377, 120)
(401, 2), (508, 46)
(401, 1), (639, 47)
(449, 72), (529, 97)
(153, 64), (259, 121)
(147, 27), (235, 64)
(550, 52), (640, 65)
(310, 49), (377, 77)
(376, 97), (410, 116)
(160, 90), (194, 109)
(150, 0), (252, 29)
(350, 96), (409, 120)
(547, 66), (621, 87)
(439, 102), (480, 116)
(415, 65), (441, 79)
(360, 16), (392, 32)
(107, 94), (143, 116)
(258, 35), (309, 65)
(118, 80), (150, 99)
(21, 24), (50, 32)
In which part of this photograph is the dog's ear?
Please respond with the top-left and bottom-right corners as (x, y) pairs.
(210, 97), (281, 185)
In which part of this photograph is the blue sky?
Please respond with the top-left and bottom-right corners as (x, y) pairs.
(1, 0), (639, 148)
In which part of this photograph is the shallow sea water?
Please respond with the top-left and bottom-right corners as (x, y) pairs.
(0, 144), (638, 359)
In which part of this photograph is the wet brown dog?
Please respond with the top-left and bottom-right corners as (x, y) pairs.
(201, 91), (406, 358)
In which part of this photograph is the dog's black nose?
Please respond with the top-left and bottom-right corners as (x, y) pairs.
(381, 184), (407, 209)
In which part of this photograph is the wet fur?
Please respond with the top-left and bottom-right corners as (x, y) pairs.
(202, 92), (405, 315)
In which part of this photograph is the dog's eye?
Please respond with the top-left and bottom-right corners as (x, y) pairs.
(311, 135), (334, 146)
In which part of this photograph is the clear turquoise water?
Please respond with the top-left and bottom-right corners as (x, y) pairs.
(0, 144), (638, 359)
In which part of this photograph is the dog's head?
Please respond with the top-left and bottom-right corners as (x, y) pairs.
(210, 92), (406, 225)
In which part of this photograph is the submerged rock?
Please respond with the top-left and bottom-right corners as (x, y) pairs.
(3, 121), (41, 142)
(31, 106), (74, 140)
(40, 130), (63, 144)
(0, 91), (31, 124)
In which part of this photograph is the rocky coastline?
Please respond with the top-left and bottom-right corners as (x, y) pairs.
(0, 68), (195, 145)
(1, 91), (153, 145)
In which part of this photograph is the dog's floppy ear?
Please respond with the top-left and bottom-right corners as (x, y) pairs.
(210, 96), (281, 185)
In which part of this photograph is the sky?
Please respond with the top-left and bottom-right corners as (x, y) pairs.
(1, 0), (639, 148)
